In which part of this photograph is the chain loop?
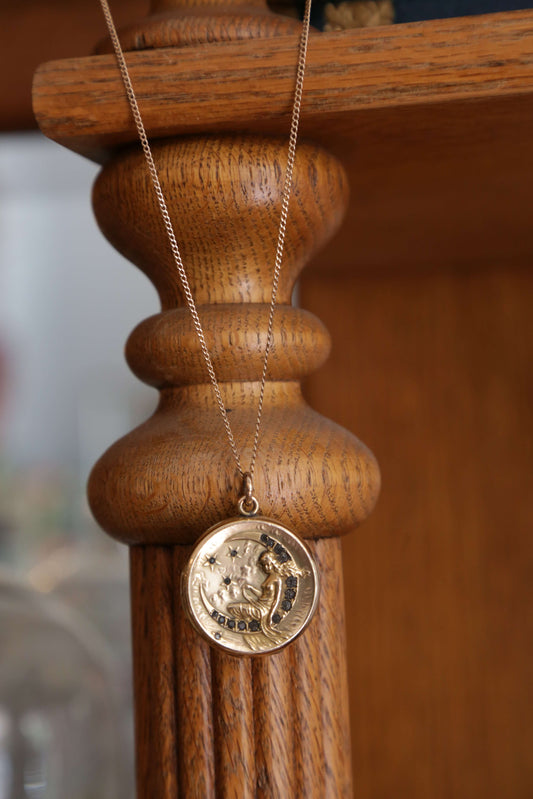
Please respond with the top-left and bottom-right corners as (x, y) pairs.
(98, 0), (313, 501)
(237, 495), (260, 517)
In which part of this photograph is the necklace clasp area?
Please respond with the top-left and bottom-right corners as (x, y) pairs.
(238, 472), (260, 516)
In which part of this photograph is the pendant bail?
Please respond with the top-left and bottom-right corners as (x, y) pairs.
(238, 472), (260, 517)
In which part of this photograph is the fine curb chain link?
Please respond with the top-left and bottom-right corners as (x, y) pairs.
(99, 0), (313, 495)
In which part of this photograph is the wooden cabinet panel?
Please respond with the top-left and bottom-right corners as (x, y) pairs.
(302, 266), (533, 799)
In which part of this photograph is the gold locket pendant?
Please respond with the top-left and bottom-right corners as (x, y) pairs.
(182, 516), (319, 656)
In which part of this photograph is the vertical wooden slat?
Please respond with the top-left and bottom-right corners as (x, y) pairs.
(252, 647), (296, 798)
(211, 651), (256, 798)
(290, 607), (326, 797)
(173, 546), (216, 798)
(130, 546), (179, 799)
(315, 537), (353, 799)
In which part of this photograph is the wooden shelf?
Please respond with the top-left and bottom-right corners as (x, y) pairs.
(0, 0), (148, 131)
(33, 9), (533, 270)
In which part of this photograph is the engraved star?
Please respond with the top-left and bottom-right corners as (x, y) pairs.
(227, 545), (241, 559)
(203, 554), (221, 572)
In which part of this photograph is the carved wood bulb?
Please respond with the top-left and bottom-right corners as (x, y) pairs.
(88, 135), (380, 545)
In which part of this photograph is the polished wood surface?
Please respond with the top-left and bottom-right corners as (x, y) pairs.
(32, 2), (532, 796)
(131, 538), (352, 798)
(0, 0), (147, 131)
(130, 546), (179, 797)
(302, 265), (533, 799)
(34, 11), (533, 152)
(88, 136), (379, 545)
(33, 10), (533, 272)
(33, 3), (381, 795)
(86, 132), (378, 795)
(95, 0), (302, 52)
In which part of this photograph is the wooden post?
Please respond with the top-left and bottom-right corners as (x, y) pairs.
(88, 133), (379, 798)
(36, 3), (380, 796)
(33, 7), (533, 797)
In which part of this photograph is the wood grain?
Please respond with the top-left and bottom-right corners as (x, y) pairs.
(314, 536), (353, 799)
(85, 130), (376, 796)
(173, 547), (216, 797)
(290, 598), (326, 797)
(302, 265), (533, 799)
(32, 2), (532, 796)
(33, 11), (533, 155)
(130, 546), (179, 798)
(94, 0), (302, 52)
(87, 136), (380, 545)
(314, 93), (533, 274)
(131, 539), (353, 797)
(34, 11), (533, 273)
(211, 653), (256, 798)
(252, 646), (295, 797)
(0, 0), (147, 131)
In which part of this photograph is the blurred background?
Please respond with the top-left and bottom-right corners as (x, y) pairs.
(0, 132), (156, 796)
(2, 2), (160, 791)
(1, 0), (532, 797)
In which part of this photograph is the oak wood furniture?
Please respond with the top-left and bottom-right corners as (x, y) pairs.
(0, 0), (147, 131)
(32, 3), (533, 798)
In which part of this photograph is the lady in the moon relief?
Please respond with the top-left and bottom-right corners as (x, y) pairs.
(228, 549), (306, 643)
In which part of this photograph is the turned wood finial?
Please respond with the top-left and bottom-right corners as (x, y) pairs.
(87, 134), (380, 545)
(95, 0), (301, 52)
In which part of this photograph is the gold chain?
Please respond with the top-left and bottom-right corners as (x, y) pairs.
(98, 0), (313, 498)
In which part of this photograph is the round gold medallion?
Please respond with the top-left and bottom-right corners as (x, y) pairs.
(182, 517), (319, 655)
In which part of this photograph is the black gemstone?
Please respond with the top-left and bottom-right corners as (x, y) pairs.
(286, 577), (297, 588)
(218, 615), (226, 625)
(285, 589), (296, 600)
(215, 632), (221, 640)
(227, 619), (236, 630)
(272, 613), (281, 625)
(211, 610), (218, 619)
(230, 549), (238, 557)
(237, 621), (246, 631)
(249, 620), (260, 632)
(209, 556), (216, 564)
(223, 577), (231, 585)
(260, 534), (269, 544)
(274, 543), (284, 556)
(278, 551), (291, 563)
(266, 536), (275, 548)
(281, 600), (292, 612)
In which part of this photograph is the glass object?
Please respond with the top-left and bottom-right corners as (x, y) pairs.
(0, 568), (122, 799)
(29, 544), (134, 798)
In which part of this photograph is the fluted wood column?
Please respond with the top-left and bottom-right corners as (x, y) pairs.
(87, 135), (379, 797)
